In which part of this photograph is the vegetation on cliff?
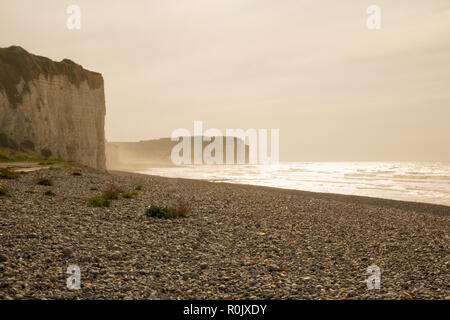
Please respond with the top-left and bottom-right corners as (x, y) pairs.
(0, 144), (61, 163)
(0, 46), (103, 108)
(0, 132), (62, 163)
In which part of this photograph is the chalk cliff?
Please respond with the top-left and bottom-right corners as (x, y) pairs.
(0, 46), (106, 169)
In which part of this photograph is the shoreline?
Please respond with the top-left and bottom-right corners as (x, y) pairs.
(1, 164), (449, 299)
(111, 160), (450, 208)
(114, 170), (450, 217)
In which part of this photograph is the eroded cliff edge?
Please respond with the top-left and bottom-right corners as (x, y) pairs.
(0, 46), (106, 169)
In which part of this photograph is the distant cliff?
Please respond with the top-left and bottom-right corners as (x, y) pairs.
(106, 137), (249, 170)
(0, 46), (106, 169)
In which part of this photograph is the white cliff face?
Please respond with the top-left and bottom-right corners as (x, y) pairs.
(0, 74), (106, 169)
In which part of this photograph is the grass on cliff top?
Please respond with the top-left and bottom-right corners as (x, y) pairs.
(0, 46), (103, 108)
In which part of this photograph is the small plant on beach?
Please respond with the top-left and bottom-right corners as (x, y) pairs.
(44, 190), (56, 196)
(0, 167), (19, 180)
(87, 185), (126, 207)
(144, 206), (174, 219)
(173, 202), (190, 218)
(135, 185), (143, 191)
(37, 178), (53, 186)
(122, 191), (138, 199)
(88, 196), (111, 207)
(0, 184), (10, 196)
(144, 203), (189, 219)
(101, 185), (124, 200)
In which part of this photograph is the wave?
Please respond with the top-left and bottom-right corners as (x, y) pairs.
(139, 162), (450, 206)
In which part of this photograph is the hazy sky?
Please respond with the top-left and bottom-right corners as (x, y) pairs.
(1, 0), (449, 161)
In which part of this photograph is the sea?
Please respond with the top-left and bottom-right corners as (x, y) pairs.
(138, 162), (450, 206)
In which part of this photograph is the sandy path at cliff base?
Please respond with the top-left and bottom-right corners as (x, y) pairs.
(0, 162), (51, 172)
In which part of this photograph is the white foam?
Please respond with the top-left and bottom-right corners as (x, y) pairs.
(138, 162), (450, 206)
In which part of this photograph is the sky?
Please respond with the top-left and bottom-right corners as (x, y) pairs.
(1, 0), (449, 161)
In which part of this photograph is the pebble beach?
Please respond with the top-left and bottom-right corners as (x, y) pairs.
(0, 164), (449, 300)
